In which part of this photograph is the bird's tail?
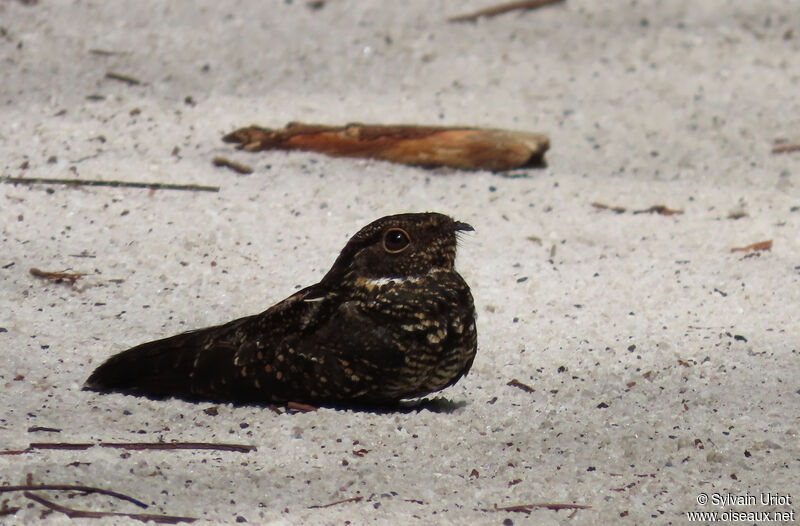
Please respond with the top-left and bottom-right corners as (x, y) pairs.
(84, 331), (205, 400)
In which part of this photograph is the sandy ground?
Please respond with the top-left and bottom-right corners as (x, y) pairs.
(1, 1), (799, 524)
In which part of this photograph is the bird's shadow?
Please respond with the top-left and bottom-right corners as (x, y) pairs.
(90, 388), (467, 415)
(325, 396), (467, 414)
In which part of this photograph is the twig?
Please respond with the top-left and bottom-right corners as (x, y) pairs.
(26, 443), (94, 452)
(308, 496), (363, 509)
(591, 202), (626, 214)
(0, 507), (20, 517)
(0, 441), (255, 455)
(592, 202), (683, 215)
(631, 205), (683, 216)
(772, 143), (800, 154)
(731, 240), (772, 253)
(24, 492), (196, 524)
(98, 441), (256, 453)
(493, 502), (591, 514)
(212, 157), (253, 175)
(89, 49), (120, 56)
(30, 268), (86, 285)
(449, 0), (563, 22)
(105, 71), (141, 86)
(27, 426), (62, 433)
(0, 484), (147, 508)
(506, 378), (535, 393)
(1, 177), (219, 193)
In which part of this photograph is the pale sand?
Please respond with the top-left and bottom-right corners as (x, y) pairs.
(1, 1), (798, 524)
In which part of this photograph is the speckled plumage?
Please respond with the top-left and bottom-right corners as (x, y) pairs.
(85, 212), (477, 405)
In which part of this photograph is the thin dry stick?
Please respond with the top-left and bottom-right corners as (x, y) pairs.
(0, 442), (255, 455)
(1, 177), (219, 193)
(308, 496), (363, 509)
(631, 205), (683, 216)
(506, 378), (535, 393)
(493, 502), (592, 514)
(23, 492), (197, 524)
(105, 71), (141, 85)
(89, 49), (120, 56)
(99, 442), (256, 452)
(0, 507), (21, 517)
(0, 484), (148, 508)
(29, 443), (94, 451)
(27, 426), (63, 433)
(591, 202), (626, 214)
(29, 268), (86, 285)
(449, 0), (563, 22)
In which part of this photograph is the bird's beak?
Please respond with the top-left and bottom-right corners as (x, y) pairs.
(453, 221), (474, 233)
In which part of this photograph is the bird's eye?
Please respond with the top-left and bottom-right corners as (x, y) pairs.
(382, 228), (411, 253)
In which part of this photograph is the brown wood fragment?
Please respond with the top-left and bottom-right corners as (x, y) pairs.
(631, 205), (683, 215)
(449, 0), (564, 22)
(0, 484), (148, 508)
(308, 496), (363, 509)
(772, 143), (800, 154)
(731, 240), (772, 253)
(30, 267), (86, 285)
(212, 156), (253, 175)
(23, 492), (196, 524)
(506, 378), (535, 393)
(591, 202), (626, 213)
(223, 122), (549, 171)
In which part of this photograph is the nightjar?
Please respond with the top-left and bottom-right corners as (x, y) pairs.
(85, 212), (477, 405)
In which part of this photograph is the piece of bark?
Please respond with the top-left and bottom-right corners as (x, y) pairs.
(772, 143), (800, 154)
(731, 240), (772, 253)
(29, 268), (86, 285)
(212, 157), (253, 174)
(223, 122), (549, 171)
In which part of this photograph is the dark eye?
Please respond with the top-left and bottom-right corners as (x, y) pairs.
(382, 228), (411, 253)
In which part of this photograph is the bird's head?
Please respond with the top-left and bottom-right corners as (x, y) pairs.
(321, 212), (473, 285)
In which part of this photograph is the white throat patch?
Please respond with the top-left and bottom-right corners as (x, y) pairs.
(363, 268), (444, 288)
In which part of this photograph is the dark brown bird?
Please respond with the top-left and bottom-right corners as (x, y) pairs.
(85, 212), (477, 406)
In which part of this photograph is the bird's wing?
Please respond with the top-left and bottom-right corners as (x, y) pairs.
(226, 292), (410, 402)
(84, 284), (330, 401)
